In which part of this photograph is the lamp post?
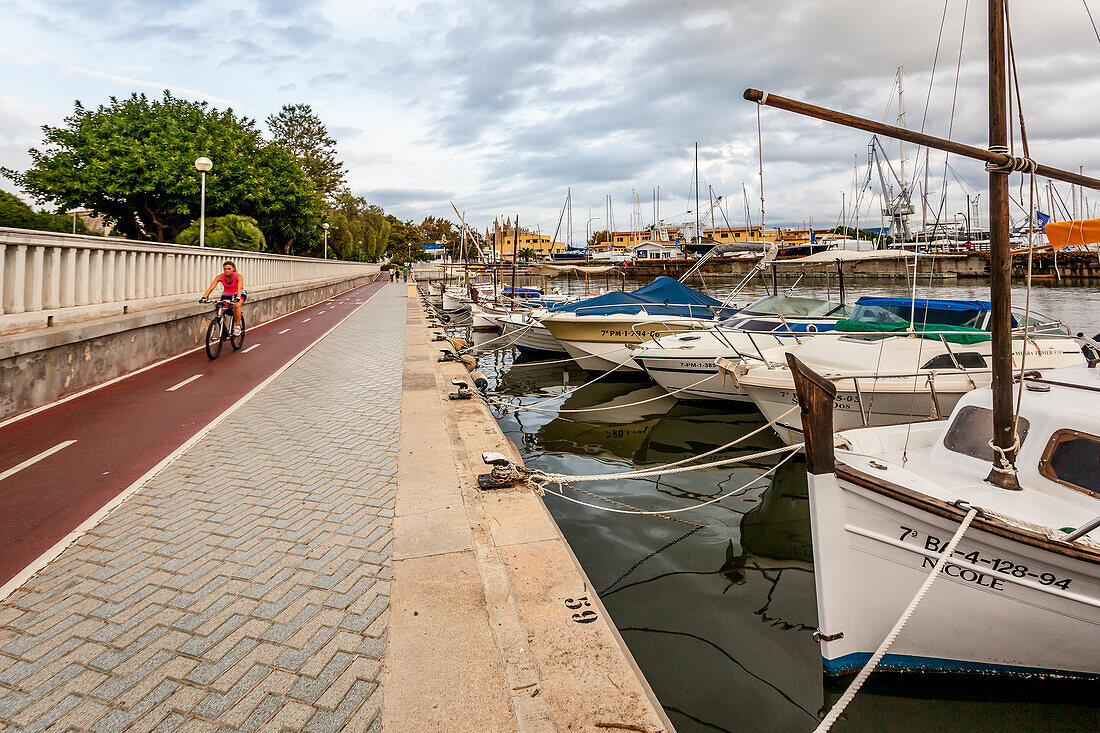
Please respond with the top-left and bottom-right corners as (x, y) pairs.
(194, 157), (212, 247)
(322, 222), (329, 259)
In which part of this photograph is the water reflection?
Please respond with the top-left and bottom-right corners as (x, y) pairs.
(453, 302), (1100, 732)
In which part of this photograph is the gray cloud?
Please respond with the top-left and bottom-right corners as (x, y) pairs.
(1, 0), (1098, 229)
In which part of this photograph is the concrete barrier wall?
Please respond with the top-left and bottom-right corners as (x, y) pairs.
(0, 271), (380, 421)
(0, 228), (377, 335)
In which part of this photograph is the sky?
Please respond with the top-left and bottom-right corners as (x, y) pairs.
(2, 0), (1099, 238)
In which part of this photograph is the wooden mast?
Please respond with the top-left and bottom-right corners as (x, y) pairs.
(985, 0), (1019, 489)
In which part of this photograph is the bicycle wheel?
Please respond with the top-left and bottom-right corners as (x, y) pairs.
(205, 317), (223, 360)
(231, 313), (246, 350)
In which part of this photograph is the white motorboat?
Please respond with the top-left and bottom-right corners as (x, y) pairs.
(539, 276), (736, 373)
(498, 310), (567, 355)
(632, 294), (851, 402)
(727, 297), (1084, 444)
(790, 357), (1100, 677)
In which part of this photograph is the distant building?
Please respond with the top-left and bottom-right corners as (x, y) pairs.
(487, 217), (566, 260)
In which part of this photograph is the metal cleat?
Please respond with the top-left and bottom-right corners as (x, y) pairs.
(449, 379), (472, 400)
(478, 452), (519, 490)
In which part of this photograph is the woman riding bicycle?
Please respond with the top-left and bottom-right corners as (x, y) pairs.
(201, 261), (247, 335)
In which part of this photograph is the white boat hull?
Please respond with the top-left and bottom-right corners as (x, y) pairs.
(743, 378), (971, 445)
(631, 353), (753, 402)
(499, 319), (565, 354)
(809, 468), (1100, 677)
(442, 291), (471, 313)
(558, 339), (643, 372)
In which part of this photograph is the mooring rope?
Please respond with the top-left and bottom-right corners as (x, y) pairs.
(527, 443), (801, 488)
(814, 506), (979, 732)
(488, 370), (719, 415)
(538, 449), (799, 525)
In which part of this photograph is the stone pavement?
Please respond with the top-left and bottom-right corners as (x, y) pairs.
(0, 282), (405, 732)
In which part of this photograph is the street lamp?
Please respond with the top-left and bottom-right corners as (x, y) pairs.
(194, 157), (213, 247)
(322, 222), (329, 259)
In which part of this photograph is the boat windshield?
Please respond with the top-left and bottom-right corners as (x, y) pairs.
(847, 301), (987, 328)
(733, 295), (850, 318)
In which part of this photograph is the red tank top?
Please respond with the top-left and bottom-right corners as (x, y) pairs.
(220, 272), (240, 294)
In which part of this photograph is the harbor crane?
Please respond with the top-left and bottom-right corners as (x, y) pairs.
(868, 135), (914, 242)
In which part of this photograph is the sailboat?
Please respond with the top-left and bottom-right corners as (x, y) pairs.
(751, 0), (1100, 679)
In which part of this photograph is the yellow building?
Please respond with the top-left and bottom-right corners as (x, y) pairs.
(487, 218), (566, 260)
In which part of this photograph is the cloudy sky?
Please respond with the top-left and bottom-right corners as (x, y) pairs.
(2, 0), (1098, 237)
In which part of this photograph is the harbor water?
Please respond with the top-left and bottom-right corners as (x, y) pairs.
(447, 275), (1100, 731)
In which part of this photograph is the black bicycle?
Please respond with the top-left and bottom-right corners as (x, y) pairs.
(200, 296), (246, 360)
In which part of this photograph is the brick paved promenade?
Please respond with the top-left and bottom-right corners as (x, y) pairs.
(0, 283), (405, 731)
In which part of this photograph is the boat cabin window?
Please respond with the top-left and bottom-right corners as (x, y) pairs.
(920, 352), (987, 370)
(1039, 430), (1100, 498)
(943, 406), (1030, 461)
(736, 319), (784, 332)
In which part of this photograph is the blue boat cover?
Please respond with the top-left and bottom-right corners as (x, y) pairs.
(503, 286), (542, 297)
(550, 276), (732, 318)
(854, 297), (991, 312)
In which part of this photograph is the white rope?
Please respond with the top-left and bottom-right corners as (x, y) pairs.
(489, 369), (718, 415)
(488, 346), (644, 411)
(529, 442), (801, 485)
(541, 449), (798, 518)
(815, 506), (979, 732)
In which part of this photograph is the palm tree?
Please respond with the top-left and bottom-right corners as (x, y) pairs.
(518, 247), (537, 262)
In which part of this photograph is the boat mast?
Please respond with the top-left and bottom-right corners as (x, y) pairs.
(512, 215), (519, 299)
(985, 0), (1018, 489)
(897, 66), (906, 196)
(695, 142), (701, 247)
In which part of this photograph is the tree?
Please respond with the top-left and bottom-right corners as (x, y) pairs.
(323, 190), (393, 261)
(0, 191), (91, 234)
(518, 247), (536, 262)
(4, 92), (324, 248)
(266, 104), (346, 202)
(588, 229), (610, 246)
(176, 214), (265, 251)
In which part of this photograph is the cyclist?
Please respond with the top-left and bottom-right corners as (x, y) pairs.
(201, 261), (246, 335)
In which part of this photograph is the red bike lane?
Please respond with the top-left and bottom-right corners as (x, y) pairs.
(0, 276), (390, 587)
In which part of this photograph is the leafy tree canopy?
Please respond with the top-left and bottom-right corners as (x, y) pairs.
(267, 104), (346, 202)
(0, 190), (91, 234)
(4, 91), (323, 252)
(588, 229), (610, 246)
(176, 214), (266, 251)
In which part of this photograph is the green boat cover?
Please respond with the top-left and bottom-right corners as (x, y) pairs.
(834, 319), (991, 345)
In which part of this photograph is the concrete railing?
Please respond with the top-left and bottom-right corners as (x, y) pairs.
(0, 227), (375, 334)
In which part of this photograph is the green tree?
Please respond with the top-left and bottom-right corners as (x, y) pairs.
(0, 191), (91, 234)
(588, 229), (610, 246)
(266, 104), (346, 202)
(518, 247), (536, 262)
(4, 91), (323, 249)
(176, 214), (266, 251)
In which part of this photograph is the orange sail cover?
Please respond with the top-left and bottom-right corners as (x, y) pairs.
(1044, 218), (1100, 249)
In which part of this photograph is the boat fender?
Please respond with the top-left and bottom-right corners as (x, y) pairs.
(459, 355), (478, 370)
(469, 371), (489, 390)
(446, 337), (469, 351)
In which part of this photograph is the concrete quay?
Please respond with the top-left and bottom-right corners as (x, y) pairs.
(0, 279), (671, 731)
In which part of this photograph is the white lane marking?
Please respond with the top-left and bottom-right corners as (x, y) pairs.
(0, 283), (386, 602)
(0, 280), (381, 429)
(302, 318), (311, 323)
(318, 310), (326, 314)
(278, 328), (291, 334)
(166, 374), (203, 392)
(0, 440), (78, 483)
(242, 344), (261, 353)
